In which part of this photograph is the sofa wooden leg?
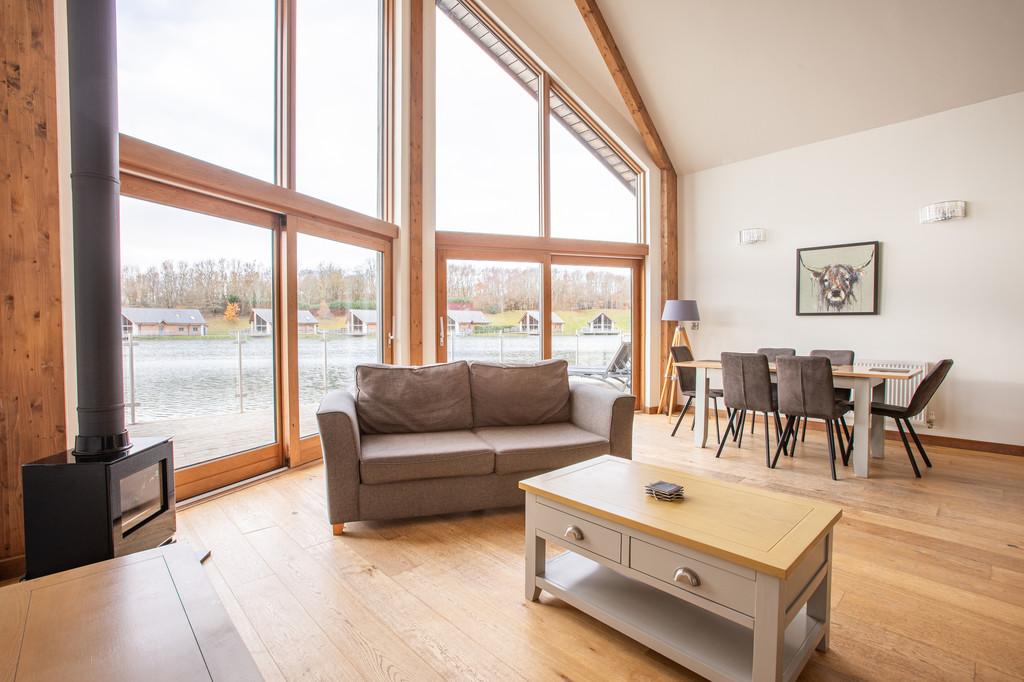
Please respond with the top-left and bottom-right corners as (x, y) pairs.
(332, 523), (345, 536)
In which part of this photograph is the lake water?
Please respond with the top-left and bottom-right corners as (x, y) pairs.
(123, 331), (625, 428)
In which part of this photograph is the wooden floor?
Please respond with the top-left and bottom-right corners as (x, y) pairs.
(177, 413), (1024, 681)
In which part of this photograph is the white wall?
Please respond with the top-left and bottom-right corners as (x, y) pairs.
(681, 92), (1024, 445)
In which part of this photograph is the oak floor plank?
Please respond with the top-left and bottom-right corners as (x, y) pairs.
(246, 525), (443, 682)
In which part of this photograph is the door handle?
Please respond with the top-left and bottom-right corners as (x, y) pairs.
(439, 316), (445, 347)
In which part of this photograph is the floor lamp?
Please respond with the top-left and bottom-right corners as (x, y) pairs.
(658, 300), (699, 418)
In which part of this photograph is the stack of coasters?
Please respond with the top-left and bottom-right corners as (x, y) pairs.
(645, 480), (684, 502)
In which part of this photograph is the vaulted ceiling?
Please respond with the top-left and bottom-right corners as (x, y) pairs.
(501, 0), (1024, 174)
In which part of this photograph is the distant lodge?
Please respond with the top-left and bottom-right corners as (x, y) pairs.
(518, 311), (565, 335)
(347, 309), (378, 335)
(583, 312), (619, 334)
(122, 307), (208, 337)
(251, 308), (319, 335)
(447, 310), (490, 336)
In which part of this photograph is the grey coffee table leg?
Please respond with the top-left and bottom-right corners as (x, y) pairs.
(752, 574), (784, 682)
(525, 493), (544, 601)
(809, 531), (833, 652)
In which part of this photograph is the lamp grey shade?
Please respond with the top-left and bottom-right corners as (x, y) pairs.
(662, 300), (700, 322)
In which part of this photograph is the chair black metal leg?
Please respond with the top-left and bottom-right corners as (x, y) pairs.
(772, 417), (795, 468)
(762, 412), (772, 467)
(834, 418), (849, 467)
(716, 410), (737, 459)
(789, 416), (799, 457)
(737, 410), (747, 447)
(751, 411), (757, 435)
(773, 411), (782, 441)
(839, 415), (851, 445)
(672, 396), (692, 437)
(713, 398), (721, 444)
(825, 420), (838, 481)
(895, 418), (922, 478)
(904, 419), (932, 468)
(801, 415), (808, 442)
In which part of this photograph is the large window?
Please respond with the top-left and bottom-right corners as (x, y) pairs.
(435, 2), (539, 234)
(117, 1), (276, 182)
(296, 0), (382, 214)
(549, 93), (638, 242)
(115, 2), (395, 496)
(120, 197), (276, 468)
(296, 234), (383, 436)
(433, 0), (641, 242)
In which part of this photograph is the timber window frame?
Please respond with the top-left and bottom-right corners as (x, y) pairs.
(115, 1), (397, 496)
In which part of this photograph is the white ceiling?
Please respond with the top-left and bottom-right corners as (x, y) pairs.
(503, 0), (1024, 174)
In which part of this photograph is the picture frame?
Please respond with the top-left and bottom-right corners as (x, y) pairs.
(795, 241), (879, 315)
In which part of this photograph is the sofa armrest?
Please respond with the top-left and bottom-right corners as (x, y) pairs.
(316, 389), (362, 524)
(570, 384), (635, 459)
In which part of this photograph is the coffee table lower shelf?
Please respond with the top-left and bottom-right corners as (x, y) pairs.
(538, 551), (825, 682)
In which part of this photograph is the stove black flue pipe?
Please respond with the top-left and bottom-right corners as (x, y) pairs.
(67, 0), (131, 459)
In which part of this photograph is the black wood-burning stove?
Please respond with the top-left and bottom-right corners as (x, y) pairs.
(22, 437), (176, 579)
(20, 0), (175, 579)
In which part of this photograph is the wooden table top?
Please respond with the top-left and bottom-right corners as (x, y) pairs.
(674, 360), (921, 380)
(0, 542), (259, 681)
(520, 456), (842, 578)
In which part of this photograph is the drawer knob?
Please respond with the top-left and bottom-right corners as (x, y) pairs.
(563, 525), (584, 541)
(673, 567), (701, 587)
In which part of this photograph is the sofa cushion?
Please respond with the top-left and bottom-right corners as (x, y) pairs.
(474, 423), (608, 475)
(356, 362), (473, 435)
(469, 360), (571, 428)
(359, 430), (494, 484)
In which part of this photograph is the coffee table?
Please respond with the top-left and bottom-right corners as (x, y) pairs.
(519, 456), (842, 682)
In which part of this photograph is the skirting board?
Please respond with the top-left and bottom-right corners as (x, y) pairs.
(647, 406), (1024, 457)
(0, 555), (25, 583)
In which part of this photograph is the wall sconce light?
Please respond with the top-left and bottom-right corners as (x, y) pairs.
(919, 200), (966, 224)
(738, 228), (766, 245)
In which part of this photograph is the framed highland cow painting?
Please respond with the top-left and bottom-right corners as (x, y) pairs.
(796, 241), (879, 315)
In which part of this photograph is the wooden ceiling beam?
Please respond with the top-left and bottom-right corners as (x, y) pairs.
(574, 0), (674, 173)
(575, 0), (680, 414)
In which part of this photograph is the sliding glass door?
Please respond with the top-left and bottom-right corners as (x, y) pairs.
(551, 261), (634, 390)
(441, 259), (542, 363)
(295, 233), (384, 437)
(119, 195), (280, 482)
(437, 252), (643, 401)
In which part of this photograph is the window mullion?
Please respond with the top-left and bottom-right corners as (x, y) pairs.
(539, 72), (550, 238)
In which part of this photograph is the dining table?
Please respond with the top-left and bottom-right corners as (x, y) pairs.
(674, 360), (922, 478)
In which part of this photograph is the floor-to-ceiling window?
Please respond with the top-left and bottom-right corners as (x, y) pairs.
(115, 1), (395, 497)
(433, 0), (646, 400)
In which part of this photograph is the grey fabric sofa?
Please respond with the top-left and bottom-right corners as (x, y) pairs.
(316, 359), (635, 532)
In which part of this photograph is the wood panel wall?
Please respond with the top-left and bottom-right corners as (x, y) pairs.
(0, 0), (67, 580)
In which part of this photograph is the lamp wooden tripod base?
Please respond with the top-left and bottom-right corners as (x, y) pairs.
(658, 324), (692, 418)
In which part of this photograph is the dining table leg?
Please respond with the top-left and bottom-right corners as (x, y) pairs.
(850, 378), (877, 477)
(694, 367), (710, 448)
(870, 380), (886, 459)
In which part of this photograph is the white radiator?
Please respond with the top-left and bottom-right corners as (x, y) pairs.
(858, 359), (932, 426)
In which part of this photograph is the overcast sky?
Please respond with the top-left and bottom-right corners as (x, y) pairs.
(116, 0), (636, 273)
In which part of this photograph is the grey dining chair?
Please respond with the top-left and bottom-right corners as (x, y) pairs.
(792, 348), (856, 445)
(871, 359), (953, 477)
(772, 356), (852, 480)
(751, 348), (796, 436)
(670, 345), (722, 443)
(715, 352), (782, 466)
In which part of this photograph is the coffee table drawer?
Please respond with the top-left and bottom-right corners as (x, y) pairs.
(534, 503), (621, 563)
(629, 538), (754, 615)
